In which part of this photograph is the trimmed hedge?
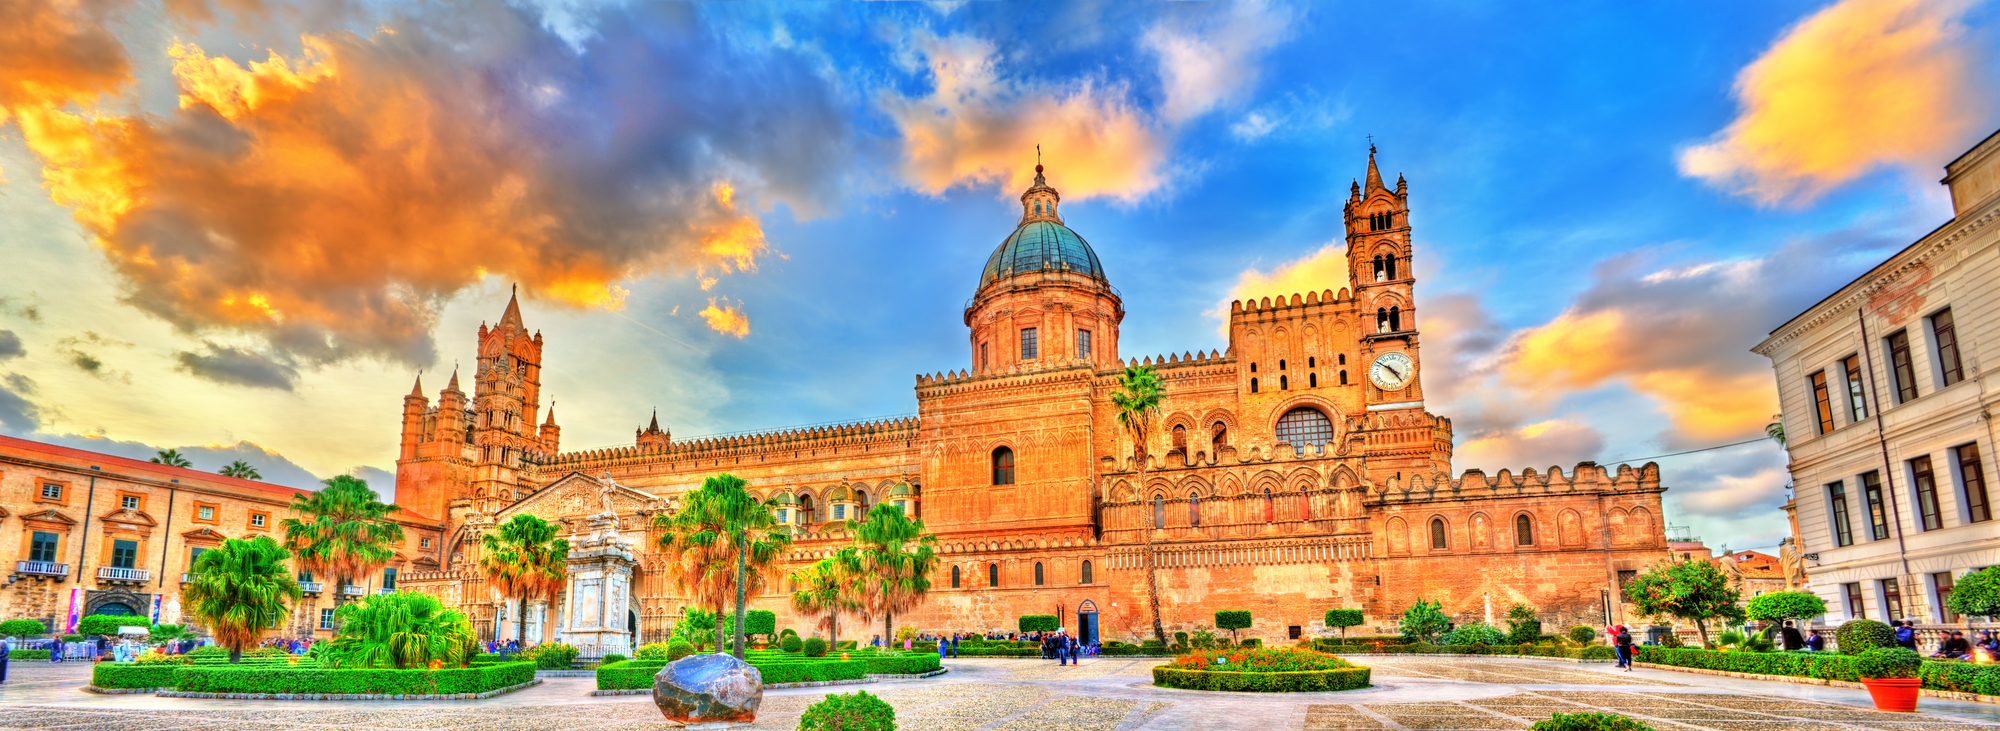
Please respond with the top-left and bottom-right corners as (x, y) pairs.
(1325, 642), (1604, 660)
(93, 663), (182, 689)
(1532, 712), (1655, 731)
(859, 654), (941, 675)
(596, 656), (884, 690)
(10, 649), (51, 660)
(596, 660), (667, 690)
(1638, 646), (2000, 695)
(172, 661), (535, 695)
(1153, 666), (1371, 692)
(953, 645), (1040, 657)
(1923, 659), (2000, 696)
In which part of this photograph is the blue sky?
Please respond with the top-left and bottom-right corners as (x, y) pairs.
(1, 0), (1994, 552)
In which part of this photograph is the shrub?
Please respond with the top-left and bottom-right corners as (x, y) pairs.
(78, 614), (147, 636)
(1173, 631), (1190, 648)
(1745, 591), (1828, 622)
(245, 646), (288, 659)
(1153, 665), (1371, 692)
(135, 649), (194, 665)
(780, 627), (799, 638)
(1854, 648), (1922, 679)
(0, 618), (45, 637)
(634, 643), (673, 661)
(173, 661), (535, 695)
(667, 640), (696, 661)
(1835, 619), (1896, 656)
(320, 592), (477, 669)
(93, 663), (181, 689)
(1568, 626), (1597, 644)
(1398, 599), (1449, 643)
(1442, 622), (1508, 646)
(1531, 712), (1654, 731)
(1215, 610), (1253, 644)
(1324, 609), (1365, 636)
(61, 634), (86, 643)
(1636, 646), (1861, 681)
(1946, 567), (2000, 619)
(596, 660), (666, 690)
(781, 634), (805, 653)
(11, 649), (51, 660)
(1921, 658), (2000, 696)
(803, 637), (829, 658)
(1241, 638), (1262, 648)
(835, 640), (856, 650)
(601, 654), (627, 665)
(526, 642), (580, 669)
(799, 689), (896, 731)
(1018, 615), (1058, 633)
(1505, 606), (1541, 645)
(1580, 645), (1616, 660)
(757, 659), (869, 684)
(744, 609), (778, 641)
(859, 653), (940, 675)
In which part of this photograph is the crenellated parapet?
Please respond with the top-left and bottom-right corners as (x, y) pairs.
(532, 416), (921, 473)
(1366, 461), (1663, 504)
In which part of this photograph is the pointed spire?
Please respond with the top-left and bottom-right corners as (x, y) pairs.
(648, 409), (660, 432)
(1363, 143), (1385, 193)
(446, 367), (460, 392)
(544, 400), (557, 426)
(409, 371), (424, 397)
(500, 284), (525, 330)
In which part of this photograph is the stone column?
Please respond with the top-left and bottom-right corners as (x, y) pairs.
(563, 512), (636, 662)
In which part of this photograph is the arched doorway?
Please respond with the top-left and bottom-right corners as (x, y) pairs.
(1077, 600), (1099, 646)
(629, 610), (639, 650)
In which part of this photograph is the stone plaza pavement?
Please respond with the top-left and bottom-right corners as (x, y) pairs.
(1, 656), (1998, 730)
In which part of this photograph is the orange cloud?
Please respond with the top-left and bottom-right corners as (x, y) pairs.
(699, 298), (750, 338)
(1678, 0), (1986, 205)
(883, 32), (1169, 203)
(1215, 242), (1347, 333)
(1456, 420), (1606, 473)
(0, 0), (131, 114)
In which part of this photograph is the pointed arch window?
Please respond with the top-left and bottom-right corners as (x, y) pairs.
(1250, 377), (1259, 393)
(1430, 518), (1448, 549)
(1080, 560), (1093, 584)
(1386, 255), (1398, 280)
(1376, 308), (1389, 333)
(1153, 494), (1166, 530)
(1515, 514), (1535, 546)
(992, 447), (1015, 485)
(1188, 491), (1202, 527)
(799, 494), (815, 525)
(952, 565), (961, 588)
(1339, 371), (1348, 385)
(1310, 373), (1318, 387)
(1280, 375), (1288, 390)
(1034, 562), (1045, 586)
(1172, 425), (1187, 453)
(1211, 422), (1228, 452)
(1300, 488), (1311, 520)
(1373, 255), (1387, 282)
(1263, 488), (1274, 522)
(1389, 306), (1403, 332)
(988, 563), (999, 587)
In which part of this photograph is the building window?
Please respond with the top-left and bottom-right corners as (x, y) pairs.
(1172, 425), (1187, 453)
(1279, 360), (1287, 370)
(1863, 471), (1889, 541)
(1275, 408), (1335, 456)
(1310, 373), (1318, 387)
(111, 539), (138, 569)
(120, 495), (140, 511)
(1515, 514), (1534, 546)
(1376, 308), (1389, 333)
(1339, 354), (1347, 365)
(1290, 625), (1304, 640)
(1809, 371), (1834, 435)
(1250, 362), (1258, 373)
(1881, 578), (1904, 620)
(1153, 494), (1165, 530)
(951, 566), (961, 588)
(1309, 357), (1317, 368)
(988, 563), (998, 588)
(40, 483), (62, 501)
(1390, 306), (1403, 331)
(1911, 456), (1941, 531)
(1617, 570), (1637, 588)
(29, 531), (59, 563)
(1339, 370), (1348, 385)
(196, 504), (217, 523)
(250, 513), (267, 528)
(1932, 308), (1963, 387)
(1077, 330), (1092, 358)
(189, 546), (208, 566)
(1249, 378), (1258, 393)
(1080, 560), (1092, 584)
(382, 567), (397, 591)
(1263, 488), (1274, 523)
(1280, 375), (1288, 390)
(1957, 444), (1990, 523)
(1844, 582), (1865, 618)
(1189, 491), (1201, 527)
(320, 608), (336, 630)
(421, 537), (433, 549)
(1935, 572), (1958, 623)
(991, 447), (1015, 485)
(1430, 519), (1448, 550)
(1020, 328), (1038, 360)
(1828, 481), (1853, 547)
(1211, 422), (1228, 451)
(1034, 562), (1044, 586)
(980, 342), (988, 371)
(298, 570), (314, 583)
(1887, 330), (1918, 403)
(1842, 355), (1867, 422)
(833, 504), (846, 520)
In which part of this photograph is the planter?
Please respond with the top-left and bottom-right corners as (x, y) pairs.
(1861, 677), (1921, 712)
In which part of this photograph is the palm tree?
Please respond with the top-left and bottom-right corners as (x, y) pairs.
(1765, 414), (1786, 446)
(1110, 364), (1167, 644)
(655, 476), (739, 654)
(790, 557), (860, 649)
(319, 591), (477, 669)
(151, 448), (192, 468)
(280, 475), (405, 619)
(842, 502), (936, 651)
(705, 475), (792, 658)
(219, 460), (262, 480)
(479, 514), (570, 648)
(181, 535), (303, 663)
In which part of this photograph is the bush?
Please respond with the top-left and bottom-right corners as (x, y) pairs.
(803, 637), (829, 658)
(1835, 619), (1897, 656)
(1531, 712), (1654, 731)
(525, 643), (580, 669)
(1240, 638), (1262, 648)
(1745, 592), (1828, 622)
(10, 649), (51, 660)
(1854, 648), (1922, 679)
(245, 646), (288, 659)
(1442, 622), (1508, 646)
(78, 614), (147, 636)
(1639, 646), (2000, 695)
(187, 646), (228, 659)
(799, 689), (896, 731)
(758, 659), (869, 684)
(93, 663), (182, 689)
(320, 592), (477, 669)
(1568, 626), (1597, 644)
(1580, 645), (1616, 660)
(1216, 610), (1253, 635)
(1398, 599), (1449, 643)
(744, 610), (778, 641)
(1173, 631), (1190, 648)
(1921, 658), (2000, 696)
(173, 661), (535, 695)
(1947, 567), (2000, 619)
(600, 654), (627, 665)
(61, 634), (86, 643)
(859, 653), (941, 675)
(634, 643), (673, 661)
(1324, 609), (1365, 634)
(1153, 665), (1371, 692)
(835, 640), (856, 650)
(781, 634), (804, 653)
(667, 640), (696, 661)
(596, 660), (666, 690)
(135, 649), (193, 665)
(1018, 615), (1058, 633)
(0, 618), (45, 637)
(780, 628), (799, 639)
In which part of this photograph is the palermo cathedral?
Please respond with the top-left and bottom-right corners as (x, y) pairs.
(0, 150), (1669, 656)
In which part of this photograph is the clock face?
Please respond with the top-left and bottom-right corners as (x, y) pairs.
(1369, 351), (1416, 392)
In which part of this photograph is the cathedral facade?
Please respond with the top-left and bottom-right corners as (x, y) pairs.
(390, 150), (1674, 648)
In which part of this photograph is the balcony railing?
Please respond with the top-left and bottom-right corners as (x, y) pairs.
(341, 585), (367, 596)
(181, 573), (195, 583)
(16, 560), (68, 577)
(97, 566), (150, 582)
(378, 587), (396, 595)
(298, 581), (323, 594)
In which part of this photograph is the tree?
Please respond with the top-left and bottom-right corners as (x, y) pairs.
(1215, 610), (1252, 645)
(149, 623), (196, 646)
(280, 475), (404, 620)
(1946, 566), (2000, 619)
(151, 448), (192, 468)
(319, 591), (476, 669)
(1110, 364), (1167, 644)
(744, 610), (778, 644)
(1018, 615), (1057, 633)
(478, 514), (570, 648)
(1744, 591), (1827, 623)
(656, 473), (790, 658)
(219, 460), (262, 480)
(1765, 414), (1785, 447)
(1622, 557), (1744, 648)
(1324, 609), (1364, 639)
(673, 608), (720, 652)
(717, 475), (792, 658)
(843, 502), (937, 654)
(0, 619), (46, 638)
(1505, 604), (1541, 645)
(1399, 599), (1449, 644)
(791, 558), (861, 649)
(181, 535), (303, 663)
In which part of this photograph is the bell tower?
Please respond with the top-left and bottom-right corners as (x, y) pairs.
(1343, 145), (1439, 480)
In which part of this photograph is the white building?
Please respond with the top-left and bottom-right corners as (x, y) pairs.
(1753, 128), (2000, 627)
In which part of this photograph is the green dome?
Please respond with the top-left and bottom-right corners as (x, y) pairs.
(980, 220), (1107, 289)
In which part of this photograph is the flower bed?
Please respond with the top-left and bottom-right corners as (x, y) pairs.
(1151, 648), (1371, 692)
(171, 661), (535, 695)
(92, 663), (183, 690)
(1637, 646), (2000, 696)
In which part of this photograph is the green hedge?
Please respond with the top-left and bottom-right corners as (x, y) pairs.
(1922, 659), (2000, 696)
(596, 657), (877, 690)
(1638, 646), (2000, 695)
(859, 654), (940, 675)
(172, 661), (535, 695)
(10, 649), (51, 660)
(953, 646), (1040, 657)
(1153, 666), (1371, 692)
(1327, 642), (1602, 659)
(93, 663), (183, 689)
(596, 660), (667, 690)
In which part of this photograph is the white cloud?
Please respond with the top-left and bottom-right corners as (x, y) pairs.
(1145, 0), (1295, 123)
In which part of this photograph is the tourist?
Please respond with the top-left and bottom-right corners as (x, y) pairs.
(1934, 631), (1971, 660)
(949, 634), (959, 658)
(1778, 621), (1804, 651)
(1, 635), (10, 684)
(1804, 630), (1825, 652)
(1892, 620), (1918, 650)
(1974, 631), (1998, 662)
(1612, 625), (1633, 671)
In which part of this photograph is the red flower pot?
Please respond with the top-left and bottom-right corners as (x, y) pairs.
(1860, 677), (1920, 712)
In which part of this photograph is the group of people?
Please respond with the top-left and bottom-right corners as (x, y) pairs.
(1607, 619), (1998, 661)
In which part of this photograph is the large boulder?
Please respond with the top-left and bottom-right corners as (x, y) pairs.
(653, 653), (764, 724)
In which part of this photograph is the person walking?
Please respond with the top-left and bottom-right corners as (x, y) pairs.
(1778, 621), (1805, 651)
(1613, 625), (1634, 671)
(1, 636), (11, 684)
(950, 634), (959, 658)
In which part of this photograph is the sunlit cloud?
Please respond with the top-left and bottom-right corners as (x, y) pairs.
(1677, 0), (1987, 206)
(1215, 241), (1346, 333)
(1144, 0), (1293, 123)
(699, 298), (750, 338)
(882, 31), (1169, 203)
(1456, 420), (1607, 473)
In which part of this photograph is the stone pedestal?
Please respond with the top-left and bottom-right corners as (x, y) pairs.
(563, 512), (636, 662)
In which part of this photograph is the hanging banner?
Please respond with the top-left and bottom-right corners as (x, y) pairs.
(151, 594), (163, 625)
(65, 588), (82, 633)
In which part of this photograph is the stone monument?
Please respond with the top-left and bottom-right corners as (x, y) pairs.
(561, 474), (637, 663)
(654, 653), (764, 727)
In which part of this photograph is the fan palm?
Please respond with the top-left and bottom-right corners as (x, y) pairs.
(319, 591), (477, 669)
(219, 460), (262, 480)
(1110, 365), (1167, 644)
(181, 535), (303, 663)
(280, 475), (405, 618)
(790, 557), (861, 649)
(151, 448), (192, 468)
(1765, 414), (1786, 446)
(655, 476), (739, 654)
(479, 514), (569, 648)
(842, 502), (936, 650)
